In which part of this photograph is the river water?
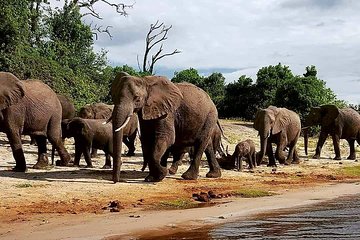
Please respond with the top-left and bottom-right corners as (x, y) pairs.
(141, 194), (360, 239)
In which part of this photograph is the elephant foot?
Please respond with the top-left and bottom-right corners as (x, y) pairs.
(56, 160), (68, 167)
(292, 159), (300, 164)
(267, 163), (277, 167)
(278, 159), (286, 165)
(144, 174), (164, 182)
(126, 152), (135, 157)
(333, 156), (342, 160)
(168, 165), (178, 175)
(33, 154), (49, 169)
(12, 166), (27, 172)
(206, 169), (221, 178)
(102, 165), (112, 169)
(347, 155), (356, 160)
(145, 167), (167, 182)
(284, 161), (291, 166)
(181, 169), (199, 180)
(312, 154), (320, 159)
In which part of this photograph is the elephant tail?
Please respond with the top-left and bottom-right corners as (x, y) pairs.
(303, 127), (309, 156)
(217, 120), (228, 142)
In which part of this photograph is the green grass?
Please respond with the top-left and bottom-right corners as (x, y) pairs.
(233, 189), (275, 198)
(339, 165), (360, 177)
(157, 198), (198, 210)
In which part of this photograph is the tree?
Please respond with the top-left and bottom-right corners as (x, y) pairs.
(219, 75), (258, 119)
(139, 20), (180, 74)
(202, 72), (225, 106)
(171, 68), (203, 86)
(274, 66), (345, 121)
(255, 63), (294, 108)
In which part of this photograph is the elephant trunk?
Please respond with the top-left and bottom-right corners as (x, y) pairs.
(257, 135), (268, 165)
(112, 104), (132, 183)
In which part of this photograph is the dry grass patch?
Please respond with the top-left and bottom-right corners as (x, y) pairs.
(232, 188), (275, 198)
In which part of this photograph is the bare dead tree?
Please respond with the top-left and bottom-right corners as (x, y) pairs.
(139, 20), (181, 74)
(67, 0), (134, 18)
(58, 0), (134, 37)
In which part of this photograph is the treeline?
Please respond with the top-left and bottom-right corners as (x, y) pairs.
(0, 1), (345, 120)
(171, 64), (345, 121)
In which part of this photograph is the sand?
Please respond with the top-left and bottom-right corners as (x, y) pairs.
(0, 119), (360, 239)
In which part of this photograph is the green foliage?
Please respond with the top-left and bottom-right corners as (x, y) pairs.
(171, 68), (225, 107)
(219, 75), (258, 119)
(274, 73), (345, 121)
(171, 68), (203, 85)
(255, 63), (294, 108)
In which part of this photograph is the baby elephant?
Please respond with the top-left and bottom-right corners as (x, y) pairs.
(65, 118), (113, 168)
(64, 116), (138, 168)
(219, 139), (256, 171)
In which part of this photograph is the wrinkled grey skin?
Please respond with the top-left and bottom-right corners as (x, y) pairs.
(31, 94), (76, 145)
(218, 139), (256, 171)
(78, 103), (113, 119)
(0, 72), (70, 171)
(110, 72), (221, 182)
(64, 118), (113, 168)
(158, 122), (225, 175)
(63, 115), (138, 168)
(254, 106), (301, 167)
(78, 103), (114, 158)
(50, 94), (76, 164)
(303, 104), (360, 160)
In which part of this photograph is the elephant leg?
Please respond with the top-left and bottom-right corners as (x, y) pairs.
(168, 150), (184, 175)
(74, 141), (82, 167)
(314, 131), (328, 159)
(248, 154), (254, 170)
(90, 148), (98, 158)
(33, 136), (49, 169)
(275, 136), (287, 164)
(7, 131), (27, 172)
(83, 145), (93, 168)
(347, 139), (356, 160)
(267, 142), (276, 167)
(292, 148), (300, 164)
(102, 152), (112, 169)
(331, 134), (341, 160)
(252, 152), (257, 167)
(48, 118), (71, 166)
(125, 132), (136, 156)
(204, 141), (221, 178)
(30, 135), (37, 145)
(144, 140), (169, 182)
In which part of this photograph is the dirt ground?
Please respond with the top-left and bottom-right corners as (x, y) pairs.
(1, 119), (360, 232)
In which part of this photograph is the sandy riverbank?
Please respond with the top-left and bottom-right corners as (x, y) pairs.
(1, 119), (360, 239)
(1, 183), (360, 240)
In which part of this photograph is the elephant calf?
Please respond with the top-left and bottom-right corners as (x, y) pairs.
(218, 139), (256, 171)
(63, 116), (137, 168)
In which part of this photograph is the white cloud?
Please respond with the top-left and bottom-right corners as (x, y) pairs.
(52, 0), (360, 104)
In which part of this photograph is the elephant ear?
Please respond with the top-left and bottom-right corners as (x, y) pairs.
(253, 109), (263, 131)
(320, 105), (339, 127)
(142, 76), (183, 120)
(0, 72), (25, 110)
(272, 108), (290, 135)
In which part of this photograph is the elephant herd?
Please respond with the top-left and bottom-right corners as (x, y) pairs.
(0, 71), (360, 183)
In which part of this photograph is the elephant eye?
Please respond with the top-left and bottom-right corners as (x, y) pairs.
(134, 95), (141, 102)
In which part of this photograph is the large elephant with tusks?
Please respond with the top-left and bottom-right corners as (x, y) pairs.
(110, 72), (221, 182)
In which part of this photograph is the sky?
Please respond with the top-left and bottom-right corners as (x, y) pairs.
(58, 0), (360, 104)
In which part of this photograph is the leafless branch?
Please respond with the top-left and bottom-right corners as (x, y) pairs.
(142, 20), (181, 74)
(91, 24), (113, 40)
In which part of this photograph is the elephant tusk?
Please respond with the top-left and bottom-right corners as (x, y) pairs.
(266, 130), (271, 138)
(102, 116), (112, 125)
(115, 116), (131, 132)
